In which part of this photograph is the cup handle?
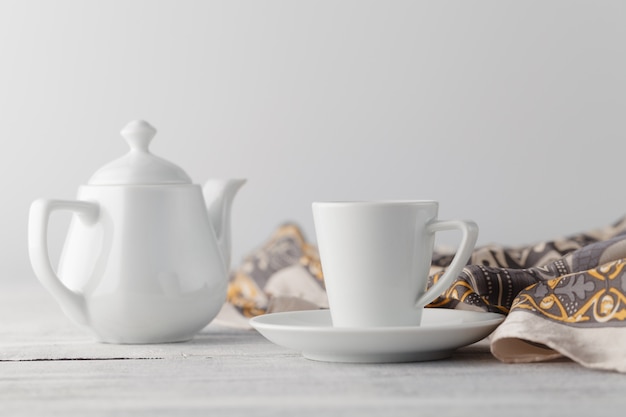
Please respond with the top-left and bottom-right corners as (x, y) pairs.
(28, 199), (100, 325)
(414, 219), (478, 308)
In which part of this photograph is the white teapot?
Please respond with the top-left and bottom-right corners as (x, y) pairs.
(28, 120), (245, 344)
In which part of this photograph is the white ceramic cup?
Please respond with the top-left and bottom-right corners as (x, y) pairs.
(312, 201), (478, 328)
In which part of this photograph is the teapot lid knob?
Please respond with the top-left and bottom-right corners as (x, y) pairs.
(121, 120), (156, 153)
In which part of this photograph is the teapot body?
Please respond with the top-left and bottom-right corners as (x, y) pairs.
(57, 184), (227, 343)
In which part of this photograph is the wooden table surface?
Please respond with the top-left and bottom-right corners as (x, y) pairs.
(2, 279), (626, 417)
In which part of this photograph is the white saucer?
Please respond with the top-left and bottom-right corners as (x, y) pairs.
(250, 309), (504, 363)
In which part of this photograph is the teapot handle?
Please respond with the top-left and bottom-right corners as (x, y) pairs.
(28, 199), (99, 325)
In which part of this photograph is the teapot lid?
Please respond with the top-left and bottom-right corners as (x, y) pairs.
(88, 120), (192, 185)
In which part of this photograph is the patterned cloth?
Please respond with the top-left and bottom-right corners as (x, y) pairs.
(218, 219), (626, 372)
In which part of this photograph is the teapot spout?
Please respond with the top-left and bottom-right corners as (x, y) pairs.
(203, 178), (246, 271)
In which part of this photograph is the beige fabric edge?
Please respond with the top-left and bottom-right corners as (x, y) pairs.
(491, 311), (626, 373)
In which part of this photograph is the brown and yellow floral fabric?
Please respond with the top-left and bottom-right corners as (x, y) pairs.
(429, 217), (626, 315)
(219, 218), (626, 372)
(224, 224), (325, 320)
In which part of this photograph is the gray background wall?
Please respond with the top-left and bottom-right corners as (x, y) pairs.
(2, 0), (625, 282)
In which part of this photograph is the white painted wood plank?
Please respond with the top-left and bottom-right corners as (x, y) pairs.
(2, 280), (626, 416)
